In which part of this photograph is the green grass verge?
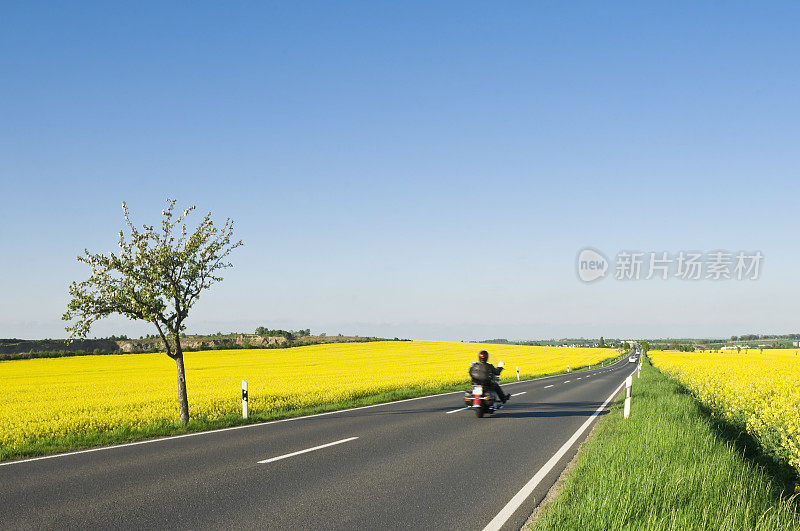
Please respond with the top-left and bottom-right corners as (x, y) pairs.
(530, 358), (800, 530)
(0, 354), (623, 462)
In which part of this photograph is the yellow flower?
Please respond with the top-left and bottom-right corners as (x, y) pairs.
(0, 341), (615, 451)
(650, 349), (800, 476)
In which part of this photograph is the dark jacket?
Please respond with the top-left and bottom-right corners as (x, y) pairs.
(470, 361), (501, 384)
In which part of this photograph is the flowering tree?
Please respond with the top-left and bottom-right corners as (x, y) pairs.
(63, 199), (243, 423)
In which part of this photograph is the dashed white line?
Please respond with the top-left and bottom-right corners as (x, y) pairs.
(258, 437), (359, 464)
(446, 407), (469, 414)
(0, 360), (631, 469)
(511, 392), (526, 397)
(1, 390), (471, 468)
(564, 380), (571, 383)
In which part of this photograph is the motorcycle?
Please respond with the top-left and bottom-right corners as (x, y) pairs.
(465, 361), (505, 418)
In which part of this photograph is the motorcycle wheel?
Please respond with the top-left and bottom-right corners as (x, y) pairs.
(475, 407), (484, 418)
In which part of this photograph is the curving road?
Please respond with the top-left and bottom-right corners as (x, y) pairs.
(0, 356), (638, 530)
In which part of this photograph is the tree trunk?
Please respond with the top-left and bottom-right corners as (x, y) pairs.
(174, 349), (190, 424)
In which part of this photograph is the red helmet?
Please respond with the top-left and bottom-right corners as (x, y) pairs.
(478, 350), (489, 362)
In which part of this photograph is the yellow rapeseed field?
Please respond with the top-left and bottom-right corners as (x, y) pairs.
(0, 341), (615, 452)
(650, 349), (800, 473)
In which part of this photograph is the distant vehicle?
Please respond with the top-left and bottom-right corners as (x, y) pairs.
(628, 356), (636, 363)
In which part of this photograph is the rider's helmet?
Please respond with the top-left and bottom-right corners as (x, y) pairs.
(478, 350), (489, 362)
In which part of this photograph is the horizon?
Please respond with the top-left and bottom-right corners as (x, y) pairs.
(3, 332), (796, 343)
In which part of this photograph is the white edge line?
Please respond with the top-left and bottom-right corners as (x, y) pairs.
(510, 392), (526, 397)
(0, 359), (629, 468)
(446, 407), (469, 414)
(0, 390), (462, 468)
(482, 372), (634, 531)
(258, 436), (358, 464)
(543, 385), (554, 389)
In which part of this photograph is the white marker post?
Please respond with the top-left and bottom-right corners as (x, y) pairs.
(242, 380), (249, 419)
(516, 367), (520, 381)
(567, 365), (570, 373)
(623, 375), (632, 419)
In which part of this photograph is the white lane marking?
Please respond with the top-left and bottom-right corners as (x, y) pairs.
(482, 376), (630, 531)
(577, 377), (582, 380)
(564, 380), (571, 383)
(446, 407), (469, 414)
(544, 385), (554, 389)
(0, 364), (585, 468)
(511, 392), (526, 397)
(258, 437), (358, 464)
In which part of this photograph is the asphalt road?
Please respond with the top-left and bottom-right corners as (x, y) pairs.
(0, 356), (638, 530)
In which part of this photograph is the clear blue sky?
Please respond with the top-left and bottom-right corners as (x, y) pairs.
(2, 2), (799, 340)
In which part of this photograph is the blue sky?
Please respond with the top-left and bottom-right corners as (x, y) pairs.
(2, 2), (799, 340)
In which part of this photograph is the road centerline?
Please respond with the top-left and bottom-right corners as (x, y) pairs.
(258, 437), (359, 464)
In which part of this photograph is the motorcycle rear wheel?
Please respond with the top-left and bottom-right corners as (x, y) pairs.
(475, 408), (484, 418)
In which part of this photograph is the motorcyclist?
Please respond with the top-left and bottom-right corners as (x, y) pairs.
(470, 350), (510, 403)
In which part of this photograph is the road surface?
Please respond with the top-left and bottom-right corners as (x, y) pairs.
(0, 356), (638, 530)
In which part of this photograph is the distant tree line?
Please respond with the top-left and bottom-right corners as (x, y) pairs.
(0, 331), (394, 361)
(0, 349), (126, 361)
(254, 327), (311, 340)
(479, 337), (627, 348)
(731, 334), (800, 341)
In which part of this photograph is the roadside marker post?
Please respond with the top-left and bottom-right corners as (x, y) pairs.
(242, 380), (249, 419)
(623, 375), (632, 419)
(516, 367), (520, 381)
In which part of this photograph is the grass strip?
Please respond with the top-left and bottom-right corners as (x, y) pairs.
(1, 354), (623, 462)
(530, 358), (800, 530)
